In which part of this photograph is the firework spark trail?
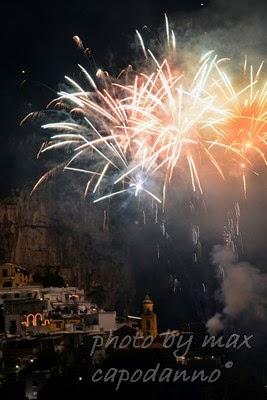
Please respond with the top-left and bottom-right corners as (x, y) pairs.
(223, 201), (243, 259)
(192, 224), (202, 263)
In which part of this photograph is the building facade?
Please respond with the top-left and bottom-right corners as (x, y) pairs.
(0, 266), (116, 335)
(0, 263), (33, 289)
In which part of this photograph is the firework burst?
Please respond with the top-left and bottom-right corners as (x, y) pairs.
(24, 16), (267, 205)
(212, 59), (267, 196)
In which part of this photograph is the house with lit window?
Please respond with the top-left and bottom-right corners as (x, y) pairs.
(0, 263), (33, 289)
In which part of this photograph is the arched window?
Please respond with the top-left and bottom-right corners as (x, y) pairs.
(27, 314), (34, 327)
(35, 313), (43, 326)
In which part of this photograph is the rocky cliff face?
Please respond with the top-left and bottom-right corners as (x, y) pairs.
(0, 181), (134, 312)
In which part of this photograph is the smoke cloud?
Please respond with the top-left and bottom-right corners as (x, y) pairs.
(206, 245), (267, 335)
(206, 312), (224, 335)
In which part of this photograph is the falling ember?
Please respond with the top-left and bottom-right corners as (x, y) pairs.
(241, 165), (247, 199)
(143, 210), (146, 225)
(157, 243), (160, 259)
(103, 209), (108, 231)
(73, 35), (84, 50)
(223, 202), (243, 258)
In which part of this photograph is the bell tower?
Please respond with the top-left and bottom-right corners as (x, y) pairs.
(141, 294), (158, 337)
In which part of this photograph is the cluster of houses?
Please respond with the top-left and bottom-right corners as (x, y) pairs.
(0, 263), (116, 336)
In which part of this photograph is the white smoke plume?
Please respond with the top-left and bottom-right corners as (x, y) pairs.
(206, 245), (267, 335)
(206, 312), (224, 335)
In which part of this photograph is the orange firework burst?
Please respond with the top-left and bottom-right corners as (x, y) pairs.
(212, 59), (267, 196)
